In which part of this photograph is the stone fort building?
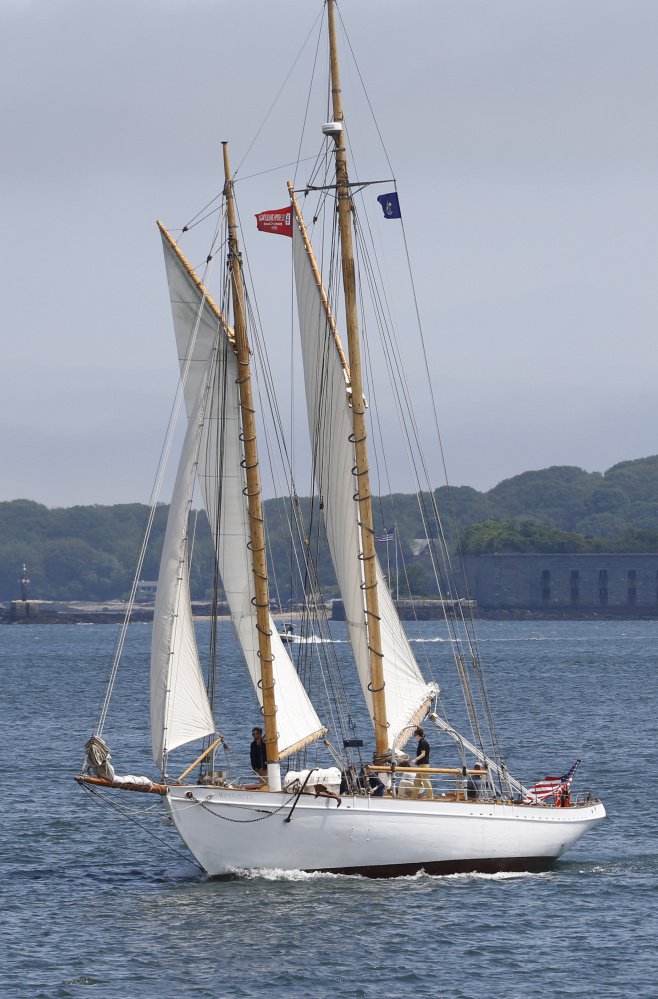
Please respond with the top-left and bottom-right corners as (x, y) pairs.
(462, 553), (658, 614)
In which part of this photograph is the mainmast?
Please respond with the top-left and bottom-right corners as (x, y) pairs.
(222, 142), (281, 790)
(326, 0), (389, 758)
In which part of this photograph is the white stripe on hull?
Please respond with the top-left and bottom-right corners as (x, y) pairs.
(166, 786), (606, 878)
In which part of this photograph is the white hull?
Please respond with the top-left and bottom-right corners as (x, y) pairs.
(166, 785), (606, 878)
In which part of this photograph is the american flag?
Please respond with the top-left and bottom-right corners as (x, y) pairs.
(376, 529), (395, 543)
(524, 759), (581, 803)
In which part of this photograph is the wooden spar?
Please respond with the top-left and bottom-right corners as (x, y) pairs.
(177, 737), (223, 782)
(75, 774), (166, 795)
(222, 142), (280, 773)
(156, 221), (235, 346)
(326, 0), (388, 757)
(365, 765), (488, 776)
(287, 184), (350, 380)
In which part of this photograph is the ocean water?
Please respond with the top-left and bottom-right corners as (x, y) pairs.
(1, 619), (656, 998)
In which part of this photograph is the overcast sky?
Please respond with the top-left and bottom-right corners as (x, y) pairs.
(2, 0), (657, 508)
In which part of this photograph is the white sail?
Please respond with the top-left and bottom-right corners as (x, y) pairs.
(151, 378), (216, 767)
(160, 227), (326, 757)
(292, 220), (437, 748)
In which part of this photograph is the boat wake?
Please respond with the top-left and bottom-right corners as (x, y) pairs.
(229, 866), (554, 883)
(231, 867), (348, 882)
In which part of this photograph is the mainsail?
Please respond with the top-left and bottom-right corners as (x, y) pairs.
(159, 226), (326, 758)
(291, 212), (438, 749)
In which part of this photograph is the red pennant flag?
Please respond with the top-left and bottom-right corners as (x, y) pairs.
(255, 206), (292, 237)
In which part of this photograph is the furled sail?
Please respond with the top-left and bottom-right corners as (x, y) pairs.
(151, 376), (216, 767)
(292, 215), (438, 749)
(160, 225), (326, 757)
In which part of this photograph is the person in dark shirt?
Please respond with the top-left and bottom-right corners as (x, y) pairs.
(249, 727), (267, 776)
(466, 761), (487, 800)
(412, 726), (432, 798)
(360, 764), (386, 797)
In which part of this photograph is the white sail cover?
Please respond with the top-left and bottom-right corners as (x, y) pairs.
(292, 221), (437, 749)
(160, 227), (325, 757)
(151, 378), (216, 766)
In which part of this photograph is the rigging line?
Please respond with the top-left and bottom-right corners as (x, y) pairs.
(235, 215), (316, 624)
(351, 205), (484, 739)
(163, 352), (221, 768)
(351, 205), (464, 627)
(303, 203), (386, 744)
(182, 205), (223, 236)
(280, 198), (362, 732)
(234, 209), (350, 744)
(310, 80), (499, 759)
(233, 198), (297, 486)
(352, 248), (438, 684)
(182, 192), (222, 232)
(303, 381), (352, 741)
(353, 218), (440, 689)
(248, 340), (350, 748)
(98, 420), (185, 739)
(97, 250), (218, 738)
(361, 282), (483, 746)
(396, 220), (480, 625)
(292, 12), (325, 189)
(374, 219), (500, 753)
(336, 3), (395, 178)
(238, 155), (319, 185)
(80, 783), (204, 873)
(361, 331), (437, 684)
(288, 194), (296, 617)
(204, 336), (231, 734)
(354, 192), (503, 762)
(244, 250), (357, 747)
(234, 8), (324, 180)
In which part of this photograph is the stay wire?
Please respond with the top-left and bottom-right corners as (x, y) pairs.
(350, 195), (490, 755)
(234, 9), (324, 181)
(96, 248), (219, 742)
(80, 783), (204, 873)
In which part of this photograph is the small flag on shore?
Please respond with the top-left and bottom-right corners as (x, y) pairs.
(377, 192), (401, 219)
(255, 207), (292, 237)
(376, 529), (395, 543)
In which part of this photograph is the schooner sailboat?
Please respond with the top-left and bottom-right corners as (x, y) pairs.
(77, 0), (605, 877)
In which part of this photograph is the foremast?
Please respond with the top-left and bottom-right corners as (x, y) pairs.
(326, 0), (388, 758)
(222, 142), (281, 790)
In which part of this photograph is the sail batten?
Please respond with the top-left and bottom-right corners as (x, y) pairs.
(292, 212), (438, 749)
(160, 228), (325, 759)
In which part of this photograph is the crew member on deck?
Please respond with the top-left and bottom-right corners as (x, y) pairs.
(412, 726), (432, 798)
(466, 761), (487, 800)
(250, 727), (267, 777)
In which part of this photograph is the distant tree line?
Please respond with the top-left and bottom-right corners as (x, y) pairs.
(2, 456), (658, 602)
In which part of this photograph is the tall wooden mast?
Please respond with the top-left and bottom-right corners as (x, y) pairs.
(222, 142), (281, 787)
(326, 0), (389, 757)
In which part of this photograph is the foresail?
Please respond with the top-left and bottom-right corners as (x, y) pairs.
(292, 218), (437, 749)
(196, 344), (327, 757)
(160, 225), (326, 758)
(151, 378), (216, 767)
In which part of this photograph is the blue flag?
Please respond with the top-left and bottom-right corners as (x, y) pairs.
(377, 192), (401, 219)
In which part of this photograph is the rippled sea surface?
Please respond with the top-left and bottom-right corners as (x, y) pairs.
(1, 619), (656, 998)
